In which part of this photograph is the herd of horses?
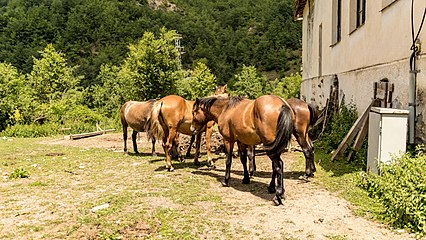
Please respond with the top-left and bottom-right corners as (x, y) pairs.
(120, 86), (317, 206)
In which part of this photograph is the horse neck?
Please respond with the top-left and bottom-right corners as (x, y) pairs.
(207, 98), (229, 122)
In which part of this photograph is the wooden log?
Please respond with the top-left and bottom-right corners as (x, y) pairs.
(70, 129), (115, 140)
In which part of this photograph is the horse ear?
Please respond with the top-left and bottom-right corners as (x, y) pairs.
(224, 84), (227, 90)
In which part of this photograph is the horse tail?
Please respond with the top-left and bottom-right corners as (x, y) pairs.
(263, 105), (293, 155)
(146, 101), (164, 141)
(308, 103), (318, 127)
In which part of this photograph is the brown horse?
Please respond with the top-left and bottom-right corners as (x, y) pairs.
(120, 100), (157, 155)
(191, 95), (294, 205)
(147, 95), (213, 171)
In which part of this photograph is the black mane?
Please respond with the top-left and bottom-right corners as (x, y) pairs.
(196, 95), (245, 111)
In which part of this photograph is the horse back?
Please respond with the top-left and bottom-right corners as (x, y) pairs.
(158, 95), (193, 135)
(121, 100), (154, 132)
(253, 95), (292, 143)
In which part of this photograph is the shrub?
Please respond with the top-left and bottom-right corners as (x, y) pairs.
(315, 101), (358, 154)
(9, 168), (29, 179)
(360, 147), (426, 235)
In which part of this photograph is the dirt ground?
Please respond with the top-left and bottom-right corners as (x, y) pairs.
(45, 132), (416, 240)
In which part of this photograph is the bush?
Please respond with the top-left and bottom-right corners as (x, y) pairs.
(315, 101), (358, 154)
(360, 147), (426, 235)
(9, 168), (29, 179)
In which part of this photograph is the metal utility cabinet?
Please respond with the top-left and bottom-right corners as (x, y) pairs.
(367, 107), (409, 174)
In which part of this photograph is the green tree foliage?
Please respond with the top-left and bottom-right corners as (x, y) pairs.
(27, 44), (81, 104)
(231, 65), (266, 99)
(268, 73), (302, 99)
(176, 62), (216, 100)
(0, 0), (301, 86)
(0, 62), (27, 130)
(93, 29), (181, 116)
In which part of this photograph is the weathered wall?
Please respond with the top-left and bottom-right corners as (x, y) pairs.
(299, 0), (426, 143)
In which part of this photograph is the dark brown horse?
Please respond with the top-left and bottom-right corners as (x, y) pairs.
(147, 95), (213, 171)
(120, 100), (157, 155)
(191, 95), (294, 205)
(287, 98), (316, 178)
(248, 98), (317, 179)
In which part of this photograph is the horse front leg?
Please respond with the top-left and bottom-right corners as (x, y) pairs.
(186, 135), (195, 158)
(132, 130), (139, 154)
(267, 152), (285, 206)
(193, 133), (201, 166)
(205, 122), (214, 168)
(222, 140), (234, 187)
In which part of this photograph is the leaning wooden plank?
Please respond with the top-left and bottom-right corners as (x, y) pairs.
(347, 114), (369, 162)
(331, 100), (376, 161)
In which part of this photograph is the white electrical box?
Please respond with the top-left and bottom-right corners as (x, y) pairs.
(367, 107), (409, 174)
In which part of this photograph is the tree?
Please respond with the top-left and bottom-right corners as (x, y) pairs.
(176, 62), (216, 100)
(0, 62), (29, 130)
(269, 73), (302, 99)
(27, 44), (81, 104)
(231, 65), (266, 99)
(93, 28), (182, 116)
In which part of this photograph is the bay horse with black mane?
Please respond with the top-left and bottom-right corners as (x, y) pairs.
(147, 95), (214, 171)
(191, 95), (294, 205)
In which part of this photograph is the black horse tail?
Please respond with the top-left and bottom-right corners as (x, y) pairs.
(145, 101), (164, 141)
(308, 103), (318, 128)
(263, 105), (293, 155)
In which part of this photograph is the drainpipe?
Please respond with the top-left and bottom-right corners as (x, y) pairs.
(408, 0), (425, 145)
(408, 54), (416, 145)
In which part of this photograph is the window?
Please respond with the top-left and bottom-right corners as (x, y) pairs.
(357, 0), (366, 27)
(350, 0), (366, 33)
(331, 0), (342, 45)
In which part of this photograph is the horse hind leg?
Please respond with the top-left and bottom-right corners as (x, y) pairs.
(132, 130), (139, 154)
(296, 133), (316, 179)
(267, 152), (285, 206)
(237, 142), (250, 184)
(193, 133), (202, 166)
(248, 145), (256, 177)
(122, 121), (128, 154)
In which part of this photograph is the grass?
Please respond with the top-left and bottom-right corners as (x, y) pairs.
(0, 137), (256, 239)
(0, 135), (397, 239)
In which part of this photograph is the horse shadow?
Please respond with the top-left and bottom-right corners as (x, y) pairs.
(190, 168), (308, 202)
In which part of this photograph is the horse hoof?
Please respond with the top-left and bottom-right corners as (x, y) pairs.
(194, 161), (201, 167)
(123, 151), (129, 155)
(168, 167), (174, 172)
(299, 175), (311, 182)
(221, 181), (230, 187)
(249, 171), (255, 177)
(152, 153), (157, 157)
(208, 164), (216, 170)
(268, 186), (276, 194)
(272, 196), (283, 206)
(185, 153), (191, 158)
(242, 178), (250, 184)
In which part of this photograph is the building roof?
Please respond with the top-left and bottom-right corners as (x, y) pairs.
(294, 0), (307, 19)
